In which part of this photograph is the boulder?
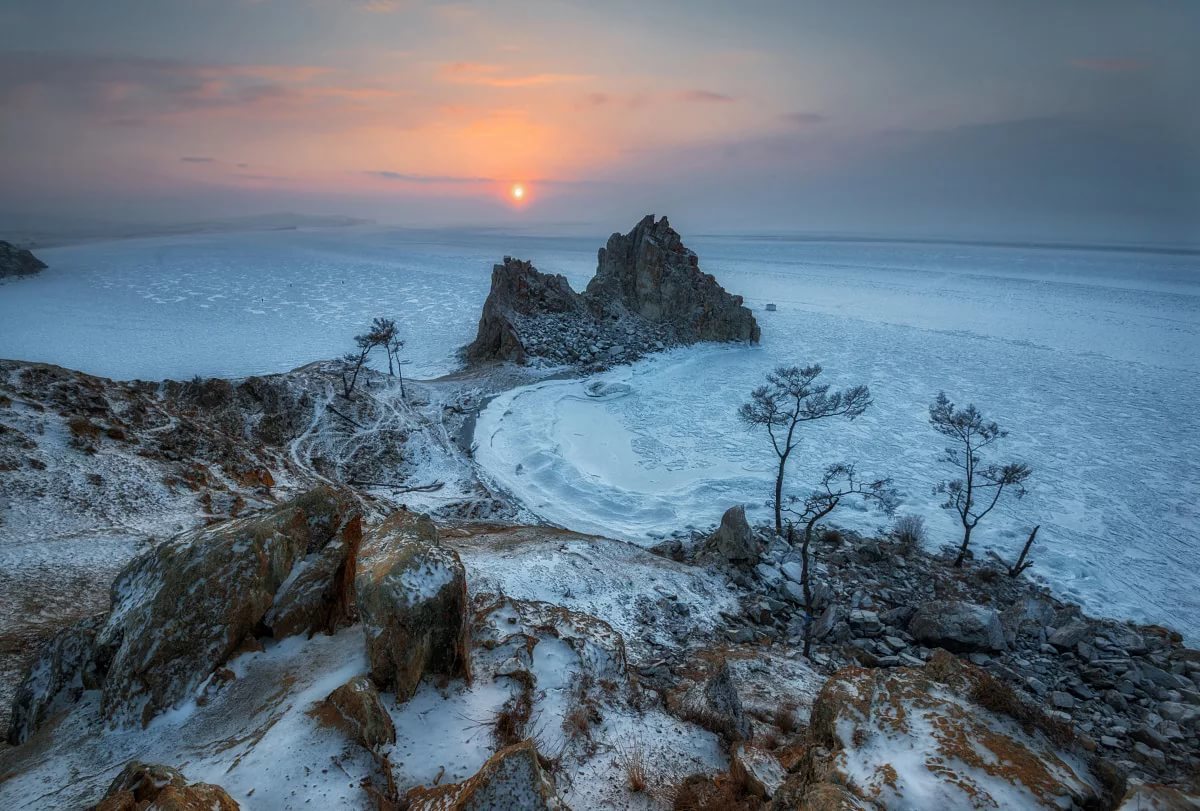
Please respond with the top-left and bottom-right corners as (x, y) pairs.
(0, 240), (47, 279)
(264, 514), (362, 638)
(405, 739), (566, 810)
(1115, 783), (1200, 810)
(909, 599), (1007, 653)
(317, 675), (395, 750)
(702, 659), (751, 740)
(355, 510), (471, 699)
(804, 655), (1101, 809)
(731, 742), (786, 799)
(7, 487), (361, 736)
(698, 505), (759, 564)
(7, 615), (105, 744)
(1049, 618), (1093, 649)
(98, 487), (359, 727)
(94, 761), (239, 811)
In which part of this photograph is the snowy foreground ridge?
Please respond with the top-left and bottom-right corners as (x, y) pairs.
(0, 219), (1198, 809)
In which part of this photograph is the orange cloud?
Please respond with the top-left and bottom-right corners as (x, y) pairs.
(439, 62), (589, 88)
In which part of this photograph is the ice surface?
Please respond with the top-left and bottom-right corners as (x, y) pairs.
(475, 238), (1200, 639)
(0, 226), (598, 381)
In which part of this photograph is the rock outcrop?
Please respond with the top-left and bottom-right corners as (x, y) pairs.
(464, 215), (759, 366)
(587, 215), (760, 344)
(0, 241), (47, 279)
(95, 761), (239, 811)
(798, 652), (1102, 809)
(264, 513), (362, 638)
(355, 511), (471, 698)
(405, 739), (566, 810)
(909, 599), (1008, 653)
(7, 487), (361, 738)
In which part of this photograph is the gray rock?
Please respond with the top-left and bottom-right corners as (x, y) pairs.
(0, 240), (47, 279)
(1048, 619), (1092, 649)
(909, 600), (1008, 653)
(703, 660), (751, 740)
(700, 505), (760, 565)
(1050, 691), (1076, 710)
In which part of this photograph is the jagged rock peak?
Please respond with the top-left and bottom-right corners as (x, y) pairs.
(0, 240), (48, 279)
(463, 215), (760, 367)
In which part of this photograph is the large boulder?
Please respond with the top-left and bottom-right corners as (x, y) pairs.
(6, 615), (105, 744)
(405, 739), (566, 810)
(909, 599), (1008, 653)
(698, 504), (759, 564)
(587, 214), (760, 344)
(355, 510), (471, 699)
(94, 761), (239, 811)
(802, 654), (1101, 809)
(317, 675), (395, 750)
(97, 487), (359, 727)
(702, 659), (752, 740)
(7, 487), (361, 737)
(264, 513), (362, 638)
(0, 240), (47, 279)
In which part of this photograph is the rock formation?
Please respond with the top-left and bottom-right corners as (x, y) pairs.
(7, 487), (361, 739)
(908, 599), (1008, 653)
(405, 739), (566, 810)
(698, 504), (760, 564)
(355, 510), (471, 698)
(789, 651), (1102, 809)
(0, 241), (47, 280)
(94, 761), (239, 811)
(464, 215), (759, 366)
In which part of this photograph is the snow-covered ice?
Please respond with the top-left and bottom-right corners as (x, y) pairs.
(0, 226), (597, 381)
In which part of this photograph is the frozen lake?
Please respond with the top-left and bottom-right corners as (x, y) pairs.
(2, 227), (1198, 638)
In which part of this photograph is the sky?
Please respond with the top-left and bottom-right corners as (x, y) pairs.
(0, 0), (1197, 244)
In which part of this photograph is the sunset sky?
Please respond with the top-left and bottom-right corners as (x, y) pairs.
(1, 1), (1197, 243)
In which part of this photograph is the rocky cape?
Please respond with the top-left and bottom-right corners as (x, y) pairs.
(464, 215), (760, 367)
(0, 241), (47, 280)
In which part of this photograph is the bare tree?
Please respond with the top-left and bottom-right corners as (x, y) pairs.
(739, 365), (872, 535)
(988, 524), (1040, 578)
(929, 392), (1033, 567)
(386, 334), (406, 399)
(783, 463), (897, 658)
(339, 334), (374, 400)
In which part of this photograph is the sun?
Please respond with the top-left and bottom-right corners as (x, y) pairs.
(510, 183), (526, 201)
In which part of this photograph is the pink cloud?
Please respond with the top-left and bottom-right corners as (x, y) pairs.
(1070, 58), (1147, 73)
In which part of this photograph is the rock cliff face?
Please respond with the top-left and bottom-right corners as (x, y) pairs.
(464, 215), (759, 366)
(0, 241), (47, 279)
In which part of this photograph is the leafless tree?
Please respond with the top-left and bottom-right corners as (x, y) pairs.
(783, 463), (897, 658)
(929, 392), (1033, 567)
(739, 365), (872, 535)
(988, 524), (1040, 578)
(339, 334), (374, 400)
(386, 334), (406, 399)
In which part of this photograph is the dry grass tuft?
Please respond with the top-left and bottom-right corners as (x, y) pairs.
(617, 738), (648, 793)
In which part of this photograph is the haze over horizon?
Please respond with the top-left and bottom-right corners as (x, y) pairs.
(1, 1), (1197, 245)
